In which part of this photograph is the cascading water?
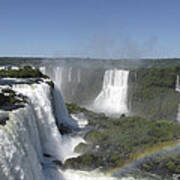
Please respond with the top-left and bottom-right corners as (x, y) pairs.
(0, 64), (165, 180)
(176, 75), (180, 122)
(39, 64), (105, 105)
(77, 69), (81, 83)
(68, 67), (72, 82)
(40, 66), (74, 98)
(41, 64), (130, 115)
(93, 69), (129, 115)
(0, 80), (84, 180)
(63, 170), (119, 180)
(177, 104), (180, 123)
(55, 67), (64, 91)
(53, 85), (70, 126)
(40, 66), (64, 92)
(176, 75), (180, 92)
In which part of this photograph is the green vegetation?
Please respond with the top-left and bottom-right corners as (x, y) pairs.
(138, 151), (180, 176)
(0, 65), (54, 125)
(66, 103), (88, 114)
(0, 66), (48, 78)
(66, 102), (106, 119)
(64, 103), (180, 176)
(46, 80), (54, 88)
(166, 161), (176, 170)
(0, 88), (27, 109)
(142, 163), (152, 171)
(134, 67), (180, 99)
(131, 66), (180, 121)
(0, 88), (27, 125)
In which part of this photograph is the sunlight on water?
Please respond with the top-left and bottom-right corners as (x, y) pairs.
(93, 69), (129, 115)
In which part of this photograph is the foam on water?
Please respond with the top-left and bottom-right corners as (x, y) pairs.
(63, 169), (118, 180)
(71, 113), (88, 128)
(62, 169), (150, 180)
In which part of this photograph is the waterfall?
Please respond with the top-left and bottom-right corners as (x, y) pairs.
(42, 65), (130, 116)
(176, 75), (180, 92)
(68, 67), (72, 82)
(39, 66), (46, 74)
(39, 64), (106, 105)
(176, 75), (180, 122)
(77, 69), (81, 83)
(93, 69), (129, 115)
(63, 169), (119, 180)
(40, 66), (73, 97)
(40, 66), (64, 92)
(53, 85), (70, 126)
(54, 67), (64, 91)
(177, 104), (180, 123)
(12, 83), (66, 161)
(0, 81), (84, 180)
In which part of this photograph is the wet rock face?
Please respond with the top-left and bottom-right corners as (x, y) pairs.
(59, 123), (72, 135)
(0, 112), (9, 125)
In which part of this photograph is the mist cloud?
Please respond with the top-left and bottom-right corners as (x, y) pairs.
(85, 34), (160, 59)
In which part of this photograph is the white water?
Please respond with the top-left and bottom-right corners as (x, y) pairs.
(176, 75), (180, 122)
(39, 66), (46, 74)
(63, 169), (118, 180)
(40, 65), (82, 90)
(77, 69), (81, 83)
(0, 79), (137, 180)
(41, 66), (130, 115)
(63, 169), (150, 180)
(0, 68), (164, 180)
(40, 66), (75, 97)
(42, 66), (73, 89)
(53, 85), (70, 126)
(71, 113), (88, 128)
(40, 66), (63, 91)
(177, 104), (180, 122)
(54, 67), (64, 91)
(93, 69), (129, 115)
(0, 105), (45, 180)
(175, 75), (180, 92)
(68, 67), (72, 82)
(0, 81), (84, 180)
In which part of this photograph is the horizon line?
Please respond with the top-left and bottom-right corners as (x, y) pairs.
(0, 55), (180, 61)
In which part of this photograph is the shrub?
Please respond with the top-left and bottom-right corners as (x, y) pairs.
(0, 66), (49, 78)
(143, 163), (152, 171)
(166, 161), (176, 170)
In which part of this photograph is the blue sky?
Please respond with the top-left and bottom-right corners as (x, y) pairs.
(0, 0), (180, 58)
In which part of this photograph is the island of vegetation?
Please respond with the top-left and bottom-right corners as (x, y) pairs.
(0, 65), (48, 78)
(64, 103), (180, 179)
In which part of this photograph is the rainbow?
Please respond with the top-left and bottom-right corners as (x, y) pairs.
(106, 139), (180, 176)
